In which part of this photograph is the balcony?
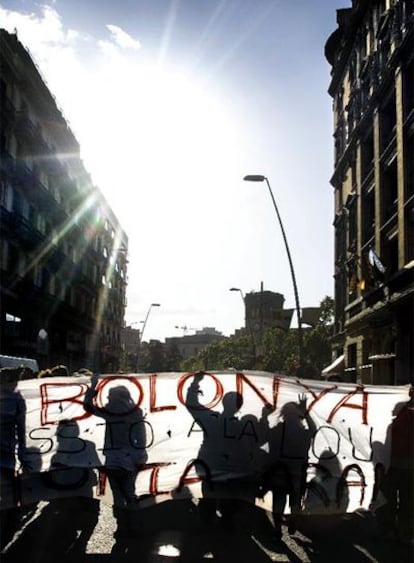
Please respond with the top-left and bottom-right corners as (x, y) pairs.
(13, 160), (33, 189)
(74, 266), (98, 293)
(13, 214), (45, 249)
(0, 95), (16, 126)
(0, 149), (15, 176)
(47, 245), (67, 272)
(14, 110), (48, 153)
(387, 266), (414, 295)
(0, 208), (45, 249)
(14, 110), (37, 143)
(362, 285), (386, 308)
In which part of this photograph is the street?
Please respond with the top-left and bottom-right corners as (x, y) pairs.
(1, 498), (413, 562)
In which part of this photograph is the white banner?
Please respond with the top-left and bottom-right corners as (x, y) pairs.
(0, 371), (410, 514)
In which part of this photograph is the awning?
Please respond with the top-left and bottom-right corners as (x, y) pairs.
(321, 354), (344, 376)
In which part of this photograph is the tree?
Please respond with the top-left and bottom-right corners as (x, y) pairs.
(301, 296), (334, 379)
(146, 340), (166, 372)
(180, 334), (255, 372)
(178, 296), (334, 378)
(164, 342), (183, 371)
(318, 295), (334, 327)
(259, 327), (297, 374)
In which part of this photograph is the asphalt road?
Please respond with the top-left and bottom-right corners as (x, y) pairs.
(1, 498), (413, 562)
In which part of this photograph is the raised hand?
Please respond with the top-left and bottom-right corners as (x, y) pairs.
(298, 393), (308, 413)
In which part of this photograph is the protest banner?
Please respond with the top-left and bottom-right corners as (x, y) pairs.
(0, 371), (410, 515)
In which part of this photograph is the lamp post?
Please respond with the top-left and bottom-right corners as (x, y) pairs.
(229, 287), (256, 362)
(128, 321), (142, 372)
(135, 303), (161, 372)
(243, 174), (303, 370)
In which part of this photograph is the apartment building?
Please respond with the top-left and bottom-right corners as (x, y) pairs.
(0, 29), (128, 372)
(325, 0), (413, 384)
(165, 327), (224, 360)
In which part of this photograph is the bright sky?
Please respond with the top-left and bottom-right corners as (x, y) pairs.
(1, 0), (349, 342)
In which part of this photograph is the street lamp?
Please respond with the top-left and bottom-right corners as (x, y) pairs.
(243, 174), (303, 370)
(229, 286), (248, 331)
(229, 287), (256, 360)
(135, 303), (161, 372)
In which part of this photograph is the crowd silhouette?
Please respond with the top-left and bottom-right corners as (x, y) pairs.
(0, 367), (29, 549)
(1, 367), (413, 562)
(84, 374), (149, 537)
(184, 372), (321, 543)
(375, 387), (414, 544)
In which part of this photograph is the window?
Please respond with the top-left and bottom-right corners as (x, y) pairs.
(348, 201), (358, 251)
(381, 157), (398, 223)
(362, 186), (376, 244)
(346, 344), (358, 383)
(0, 239), (9, 270)
(34, 265), (43, 287)
(334, 213), (346, 263)
(12, 191), (23, 215)
(405, 134), (414, 200)
(403, 60), (414, 118)
(36, 213), (46, 234)
(21, 196), (29, 219)
(51, 228), (58, 246)
(361, 129), (374, 181)
(70, 288), (76, 307)
(49, 274), (56, 295)
(0, 182), (13, 211)
(39, 168), (48, 189)
(381, 231), (399, 275)
(380, 91), (396, 154)
(405, 204), (414, 263)
(54, 186), (61, 203)
(18, 253), (26, 277)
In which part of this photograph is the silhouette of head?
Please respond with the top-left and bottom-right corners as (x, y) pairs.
(57, 419), (80, 440)
(50, 365), (69, 377)
(0, 367), (22, 387)
(106, 385), (136, 414)
(280, 401), (303, 421)
(222, 391), (243, 415)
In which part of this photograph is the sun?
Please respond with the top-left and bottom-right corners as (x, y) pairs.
(75, 58), (238, 200)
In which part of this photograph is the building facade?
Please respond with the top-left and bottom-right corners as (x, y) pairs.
(0, 30), (128, 373)
(165, 327), (224, 360)
(325, 0), (413, 384)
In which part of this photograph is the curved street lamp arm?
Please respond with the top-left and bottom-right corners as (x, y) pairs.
(263, 177), (303, 364)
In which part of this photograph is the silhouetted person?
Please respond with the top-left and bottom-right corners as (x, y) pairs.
(0, 367), (29, 549)
(303, 448), (348, 515)
(377, 386), (414, 544)
(262, 393), (316, 540)
(84, 374), (148, 537)
(45, 419), (101, 555)
(185, 372), (246, 531)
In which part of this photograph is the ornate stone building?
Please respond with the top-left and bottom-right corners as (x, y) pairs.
(0, 29), (128, 372)
(325, 0), (413, 384)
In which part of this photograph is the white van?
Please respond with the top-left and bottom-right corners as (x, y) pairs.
(0, 355), (39, 373)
